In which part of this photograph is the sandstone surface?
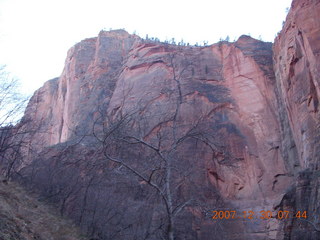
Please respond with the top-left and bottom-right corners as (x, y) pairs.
(15, 0), (320, 239)
(273, 0), (320, 238)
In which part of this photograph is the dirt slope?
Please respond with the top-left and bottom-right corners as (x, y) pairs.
(0, 180), (86, 240)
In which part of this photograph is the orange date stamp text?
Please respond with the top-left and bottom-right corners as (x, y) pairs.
(211, 210), (307, 220)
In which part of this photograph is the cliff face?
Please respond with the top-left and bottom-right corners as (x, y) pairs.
(23, 30), (138, 151)
(273, 0), (320, 238)
(22, 32), (286, 239)
(274, 0), (320, 168)
(25, 31), (288, 197)
(19, 0), (320, 239)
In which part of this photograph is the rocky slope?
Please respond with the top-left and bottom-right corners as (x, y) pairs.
(0, 180), (86, 240)
(13, 0), (320, 239)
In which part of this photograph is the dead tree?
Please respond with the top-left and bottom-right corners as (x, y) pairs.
(92, 49), (223, 237)
(0, 65), (31, 180)
(94, 108), (222, 239)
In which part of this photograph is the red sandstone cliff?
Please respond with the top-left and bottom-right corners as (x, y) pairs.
(273, 0), (320, 238)
(16, 0), (320, 239)
(21, 32), (286, 239)
(274, 0), (320, 167)
(24, 32), (288, 197)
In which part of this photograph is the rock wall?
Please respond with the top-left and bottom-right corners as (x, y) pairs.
(25, 32), (290, 196)
(19, 0), (320, 238)
(22, 32), (285, 239)
(273, 0), (320, 238)
(274, 0), (320, 168)
(23, 30), (138, 152)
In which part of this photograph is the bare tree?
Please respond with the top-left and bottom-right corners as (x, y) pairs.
(93, 106), (222, 239)
(0, 66), (28, 126)
(16, 49), (227, 239)
(21, 140), (149, 239)
(0, 65), (30, 180)
(92, 47), (223, 238)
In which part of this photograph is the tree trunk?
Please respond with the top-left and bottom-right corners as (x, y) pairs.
(168, 216), (175, 240)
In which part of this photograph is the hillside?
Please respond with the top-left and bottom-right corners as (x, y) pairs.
(0, 180), (86, 240)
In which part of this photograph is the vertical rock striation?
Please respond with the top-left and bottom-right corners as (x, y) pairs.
(273, 0), (320, 239)
(17, 0), (320, 238)
(23, 30), (138, 153)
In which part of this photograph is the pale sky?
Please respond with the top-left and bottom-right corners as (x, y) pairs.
(0, 0), (292, 95)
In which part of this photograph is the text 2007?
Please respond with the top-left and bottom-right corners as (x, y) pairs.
(211, 210), (308, 220)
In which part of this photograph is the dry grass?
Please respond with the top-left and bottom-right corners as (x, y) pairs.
(0, 181), (87, 240)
